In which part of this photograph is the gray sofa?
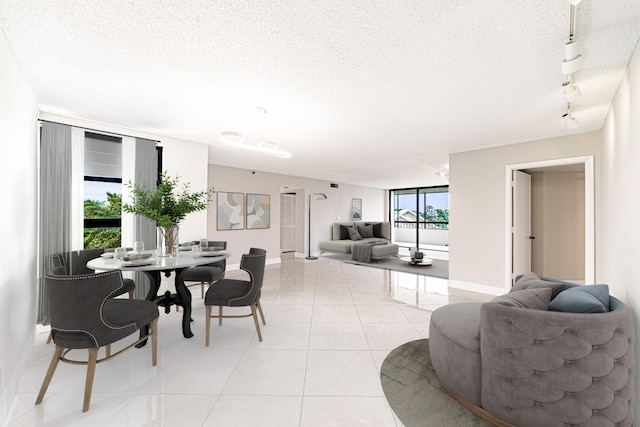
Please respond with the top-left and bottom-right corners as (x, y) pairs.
(319, 221), (392, 255)
(429, 273), (635, 427)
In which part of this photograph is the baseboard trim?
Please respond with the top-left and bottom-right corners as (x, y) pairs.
(226, 257), (282, 271)
(447, 279), (506, 296)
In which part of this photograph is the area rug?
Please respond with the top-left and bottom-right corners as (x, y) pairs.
(343, 258), (448, 279)
(380, 338), (492, 427)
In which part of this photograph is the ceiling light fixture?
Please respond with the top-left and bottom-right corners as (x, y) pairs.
(562, 41), (583, 74)
(562, 52), (583, 74)
(219, 132), (291, 158)
(562, 106), (579, 129)
(562, 81), (581, 102)
(559, 2), (583, 127)
(433, 164), (449, 179)
(219, 131), (244, 146)
(253, 106), (268, 119)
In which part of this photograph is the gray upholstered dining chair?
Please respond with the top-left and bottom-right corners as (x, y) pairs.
(204, 248), (266, 346)
(182, 240), (227, 299)
(51, 248), (136, 298)
(47, 249), (138, 345)
(36, 267), (159, 412)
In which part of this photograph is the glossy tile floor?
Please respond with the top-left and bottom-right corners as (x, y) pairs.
(6, 253), (492, 427)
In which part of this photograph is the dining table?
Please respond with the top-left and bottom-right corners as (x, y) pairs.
(87, 249), (230, 340)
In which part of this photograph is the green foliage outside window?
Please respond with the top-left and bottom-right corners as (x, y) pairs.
(420, 206), (449, 229)
(84, 192), (122, 249)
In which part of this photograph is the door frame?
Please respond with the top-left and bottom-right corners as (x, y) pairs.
(504, 155), (594, 290)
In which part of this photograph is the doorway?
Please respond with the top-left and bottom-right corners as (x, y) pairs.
(505, 156), (594, 289)
(280, 193), (297, 253)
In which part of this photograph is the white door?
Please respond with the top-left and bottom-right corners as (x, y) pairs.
(512, 171), (532, 281)
(280, 194), (296, 252)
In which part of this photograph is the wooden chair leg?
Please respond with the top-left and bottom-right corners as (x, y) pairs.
(257, 301), (266, 325)
(200, 282), (205, 299)
(35, 345), (64, 405)
(205, 305), (212, 347)
(82, 347), (99, 412)
(128, 290), (134, 299)
(219, 306), (223, 325)
(105, 344), (111, 358)
(150, 319), (158, 366)
(251, 304), (263, 342)
(46, 332), (53, 344)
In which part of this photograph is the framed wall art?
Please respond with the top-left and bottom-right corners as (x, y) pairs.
(246, 193), (270, 229)
(352, 198), (362, 221)
(217, 192), (245, 230)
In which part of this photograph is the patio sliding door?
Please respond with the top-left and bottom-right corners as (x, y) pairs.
(390, 186), (449, 251)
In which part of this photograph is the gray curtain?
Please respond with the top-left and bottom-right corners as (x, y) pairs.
(132, 137), (158, 299)
(38, 122), (73, 324)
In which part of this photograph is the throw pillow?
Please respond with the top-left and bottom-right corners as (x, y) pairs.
(357, 224), (374, 238)
(491, 288), (552, 310)
(512, 272), (567, 299)
(339, 225), (352, 240)
(549, 284), (610, 313)
(348, 227), (363, 241)
(367, 222), (383, 238)
(475, 288), (552, 339)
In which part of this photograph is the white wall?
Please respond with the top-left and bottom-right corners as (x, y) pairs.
(598, 40), (640, 425)
(449, 132), (601, 291)
(0, 33), (39, 422)
(208, 165), (386, 266)
(160, 137), (209, 242)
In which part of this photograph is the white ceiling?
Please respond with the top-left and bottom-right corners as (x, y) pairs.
(1, 1), (639, 189)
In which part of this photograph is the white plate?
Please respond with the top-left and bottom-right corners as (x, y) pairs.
(100, 252), (114, 258)
(200, 250), (227, 257)
(121, 258), (155, 266)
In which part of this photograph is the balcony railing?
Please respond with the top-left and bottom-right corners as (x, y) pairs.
(393, 220), (448, 230)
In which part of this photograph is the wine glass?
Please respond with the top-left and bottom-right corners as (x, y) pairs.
(133, 240), (144, 254)
(199, 239), (208, 252)
(114, 247), (127, 266)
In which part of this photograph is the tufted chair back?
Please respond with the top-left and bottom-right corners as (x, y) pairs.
(480, 296), (634, 427)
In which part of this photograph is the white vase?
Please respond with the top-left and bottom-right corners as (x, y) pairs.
(157, 225), (179, 257)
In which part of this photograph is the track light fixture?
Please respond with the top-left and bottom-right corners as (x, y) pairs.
(433, 164), (449, 180)
(562, 41), (583, 74)
(559, 1), (583, 127)
(562, 81), (581, 102)
(562, 106), (579, 129)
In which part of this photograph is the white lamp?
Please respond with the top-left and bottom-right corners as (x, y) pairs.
(306, 193), (327, 260)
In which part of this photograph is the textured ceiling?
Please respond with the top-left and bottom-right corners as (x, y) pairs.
(1, 1), (639, 189)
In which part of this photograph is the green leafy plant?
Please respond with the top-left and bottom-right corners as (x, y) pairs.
(84, 193), (123, 248)
(122, 172), (214, 227)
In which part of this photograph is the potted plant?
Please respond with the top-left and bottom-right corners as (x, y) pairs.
(122, 172), (214, 256)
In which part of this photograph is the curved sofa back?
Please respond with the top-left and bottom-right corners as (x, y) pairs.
(480, 297), (634, 427)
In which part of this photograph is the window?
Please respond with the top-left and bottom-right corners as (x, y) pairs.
(390, 186), (449, 250)
(81, 132), (163, 249)
(84, 176), (123, 249)
(83, 132), (124, 248)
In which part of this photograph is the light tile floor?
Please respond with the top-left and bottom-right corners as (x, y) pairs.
(6, 254), (492, 427)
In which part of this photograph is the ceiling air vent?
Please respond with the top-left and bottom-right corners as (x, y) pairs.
(330, 183), (339, 188)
